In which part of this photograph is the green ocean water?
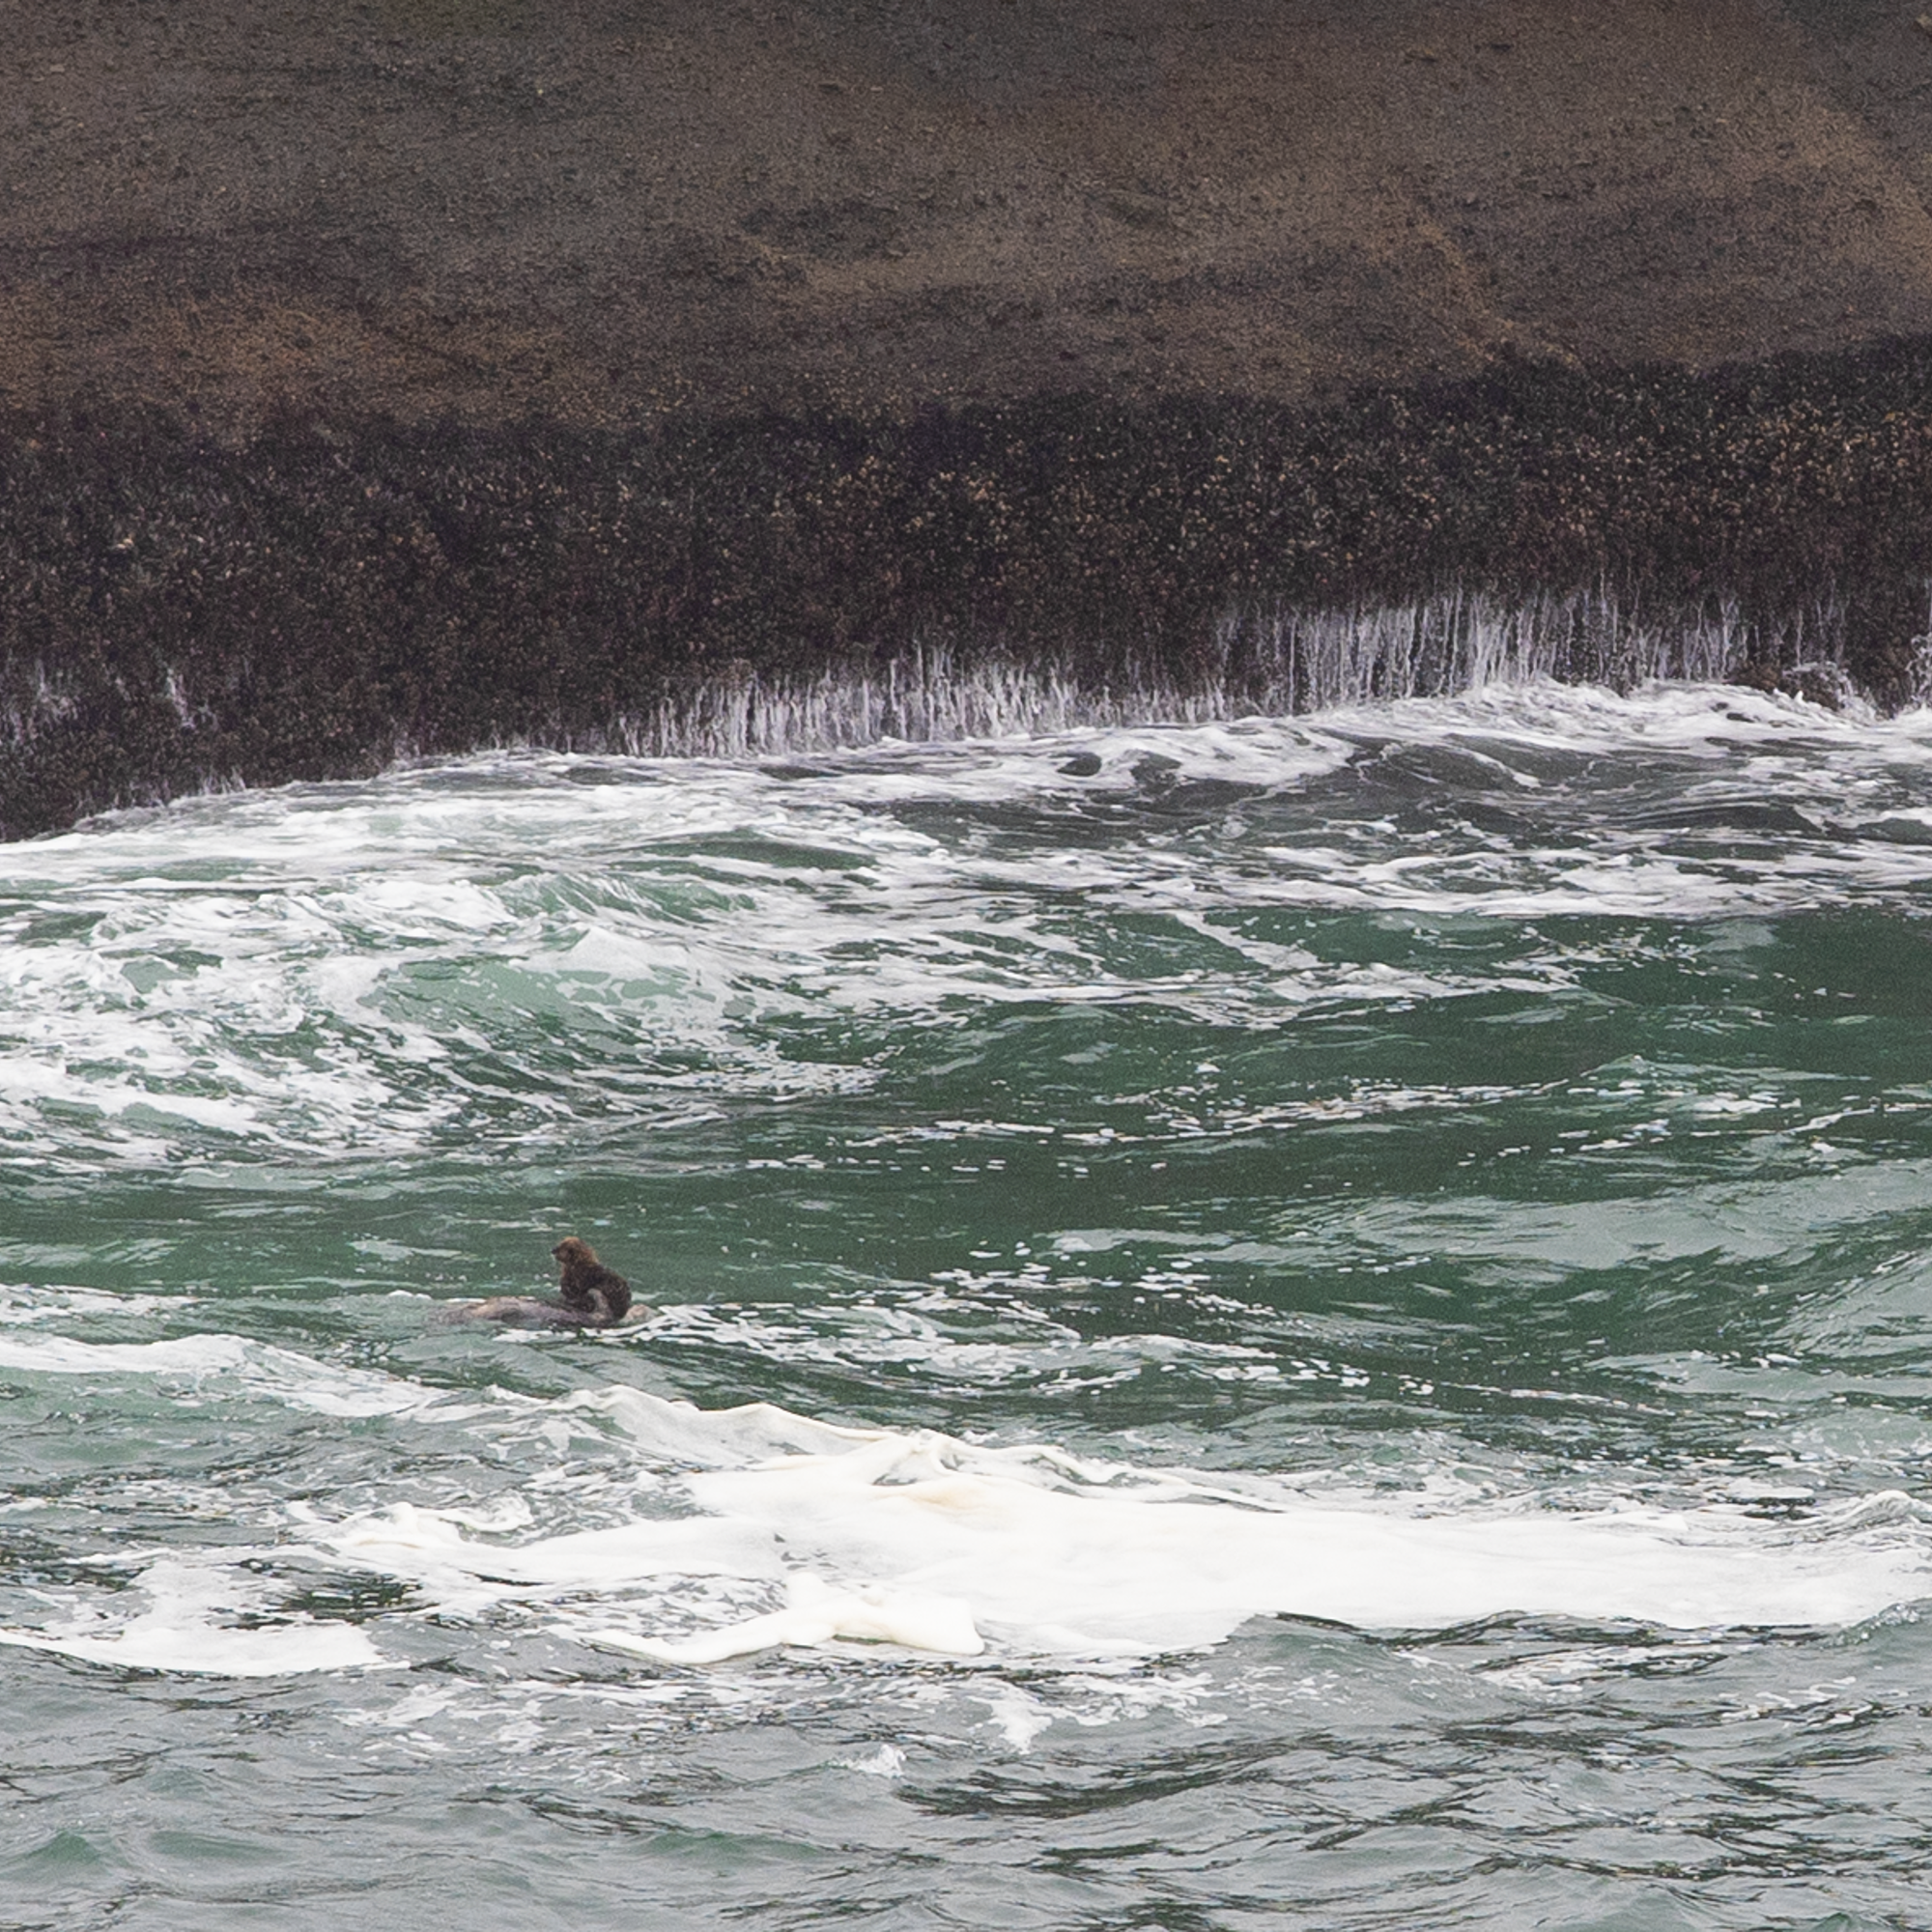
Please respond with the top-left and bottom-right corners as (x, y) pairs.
(4, 681), (1932, 1931)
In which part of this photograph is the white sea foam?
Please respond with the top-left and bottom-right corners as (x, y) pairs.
(0, 1554), (384, 1676)
(7, 1322), (1928, 1677)
(309, 1388), (1932, 1665)
(0, 1328), (469, 1419)
(0, 1284), (186, 1325)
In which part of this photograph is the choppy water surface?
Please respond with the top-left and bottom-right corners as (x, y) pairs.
(6, 682), (1932, 1930)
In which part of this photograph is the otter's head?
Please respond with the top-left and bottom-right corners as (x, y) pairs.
(552, 1236), (597, 1265)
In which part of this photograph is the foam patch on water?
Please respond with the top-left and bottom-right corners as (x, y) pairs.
(0, 1554), (384, 1677)
(311, 1389), (1932, 1665)
(0, 1284), (186, 1325)
(0, 1328), (469, 1420)
(9, 1323), (1930, 1678)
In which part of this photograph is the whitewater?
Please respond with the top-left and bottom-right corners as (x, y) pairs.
(5, 680), (1932, 1930)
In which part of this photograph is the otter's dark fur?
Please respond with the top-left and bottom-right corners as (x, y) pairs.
(440, 1236), (636, 1329)
(549, 1236), (632, 1324)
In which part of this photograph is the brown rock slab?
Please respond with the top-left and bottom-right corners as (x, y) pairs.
(6, 0), (1932, 429)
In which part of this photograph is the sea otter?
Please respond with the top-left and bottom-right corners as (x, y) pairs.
(548, 1236), (633, 1324)
(440, 1236), (636, 1329)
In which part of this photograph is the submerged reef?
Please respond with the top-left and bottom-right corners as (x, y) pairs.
(5, 338), (1932, 838)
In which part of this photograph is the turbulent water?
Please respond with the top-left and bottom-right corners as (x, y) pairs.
(7, 681), (1932, 1930)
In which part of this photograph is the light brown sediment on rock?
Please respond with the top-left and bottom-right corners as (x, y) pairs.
(7, 0), (1932, 429)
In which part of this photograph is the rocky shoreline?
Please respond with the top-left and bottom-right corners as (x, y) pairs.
(10, 1), (1932, 834)
(5, 337), (1932, 838)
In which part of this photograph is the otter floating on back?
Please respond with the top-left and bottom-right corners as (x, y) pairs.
(439, 1237), (636, 1329)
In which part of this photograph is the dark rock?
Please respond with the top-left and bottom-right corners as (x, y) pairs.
(6, 4), (1932, 838)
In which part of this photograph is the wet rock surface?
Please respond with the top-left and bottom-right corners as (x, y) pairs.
(8, 1), (1932, 835)
(5, 346), (1932, 838)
